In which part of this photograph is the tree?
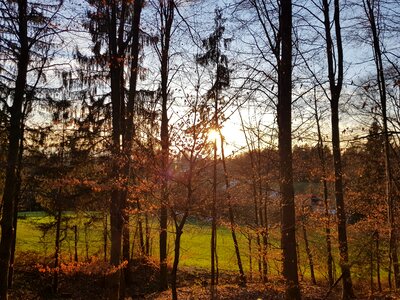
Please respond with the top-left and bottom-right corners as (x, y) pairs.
(358, 121), (385, 291)
(122, 0), (144, 285)
(277, 0), (301, 298)
(233, 0), (300, 294)
(0, 0), (63, 298)
(85, 0), (143, 297)
(238, 109), (271, 282)
(218, 128), (246, 286)
(153, 0), (175, 291)
(196, 8), (231, 298)
(361, 0), (400, 288)
(314, 94), (335, 286)
(169, 93), (210, 299)
(321, 0), (355, 297)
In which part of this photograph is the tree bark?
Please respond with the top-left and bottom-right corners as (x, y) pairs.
(0, 1), (28, 298)
(52, 209), (62, 293)
(248, 236), (253, 281)
(103, 213), (108, 262)
(322, 0), (355, 297)
(74, 225), (78, 262)
(262, 191), (269, 283)
(211, 125), (218, 298)
(278, 1), (301, 299)
(171, 227), (183, 300)
(108, 2), (125, 296)
(137, 201), (145, 254)
(171, 208), (190, 300)
(376, 231), (382, 292)
(159, 0), (174, 291)
(122, 0), (144, 286)
(8, 123), (25, 289)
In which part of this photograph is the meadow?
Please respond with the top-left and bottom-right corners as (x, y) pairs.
(16, 211), (283, 274)
(15, 211), (382, 287)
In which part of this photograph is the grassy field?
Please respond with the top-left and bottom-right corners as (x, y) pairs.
(17, 212), (106, 260)
(16, 211), (284, 274)
(15, 211), (385, 285)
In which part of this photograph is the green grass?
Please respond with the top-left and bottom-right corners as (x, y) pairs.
(16, 211), (106, 260)
(15, 211), (283, 274)
(15, 211), (389, 286)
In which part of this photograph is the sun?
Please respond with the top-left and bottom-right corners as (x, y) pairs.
(208, 129), (220, 142)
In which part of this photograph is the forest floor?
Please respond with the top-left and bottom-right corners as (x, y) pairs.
(8, 253), (400, 300)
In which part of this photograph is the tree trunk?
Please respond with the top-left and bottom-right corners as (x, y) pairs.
(278, 0), (301, 299)
(137, 208), (145, 254)
(362, 0), (400, 288)
(159, 0), (174, 291)
(324, 180), (334, 286)
(238, 111), (262, 279)
(121, 0), (144, 286)
(8, 126), (24, 289)
(322, 0), (355, 297)
(376, 231), (382, 292)
(389, 255), (393, 290)
(85, 223), (89, 261)
(108, 57), (124, 297)
(256, 145), (268, 283)
(53, 209), (62, 293)
(263, 185), (269, 282)
(171, 229), (182, 300)
(211, 133), (218, 298)
(314, 94), (334, 286)
(262, 188), (269, 283)
(8, 184), (20, 290)
(219, 132), (246, 286)
(122, 211), (130, 291)
(248, 236), (253, 281)
(370, 235), (374, 292)
(0, 1), (28, 298)
(296, 241), (303, 281)
(74, 225), (78, 262)
(301, 208), (316, 285)
(107, 1), (128, 297)
(109, 189), (123, 300)
(171, 218), (188, 300)
(104, 213), (108, 262)
(331, 99), (354, 299)
(145, 212), (150, 256)
(228, 206), (246, 285)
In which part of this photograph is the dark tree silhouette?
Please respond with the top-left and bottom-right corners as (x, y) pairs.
(197, 8), (231, 298)
(322, 0), (355, 297)
(277, 0), (301, 298)
(85, 0), (143, 298)
(0, 0), (63, 298)
(362, 0), (400, 288)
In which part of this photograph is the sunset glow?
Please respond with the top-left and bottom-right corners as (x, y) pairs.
(208, 129), (220, 142)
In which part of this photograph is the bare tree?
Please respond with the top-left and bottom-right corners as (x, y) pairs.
(149, 0), (176, 291)
(218, 129), (246, 286)
(321, 0), (355, 297)
(361, 0), (400, 288)
(0, 0), (63, 298)
(278, 0), (301, 298)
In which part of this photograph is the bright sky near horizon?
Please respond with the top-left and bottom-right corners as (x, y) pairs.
(26, 0), (400, 157)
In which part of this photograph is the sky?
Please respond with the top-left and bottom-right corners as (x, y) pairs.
(23, 0), (400, 157)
